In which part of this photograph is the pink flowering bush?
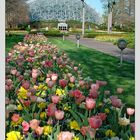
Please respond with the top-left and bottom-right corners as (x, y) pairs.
(5, 34), (135, 140)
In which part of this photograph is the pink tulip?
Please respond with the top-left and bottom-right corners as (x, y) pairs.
(55, 110), (64, 120)
(30, 119), (40, 130)
(47, 81), (55, 88)
(96, 80), (107, 86)
(85, 97), (96, 110)
(30, 96), (37, 102)
(11, 114), (20, 122)
(51, 74), (58, 81)
(80, 126), (88, 136)
(51, 95), (61, 104)
(88, 116), (102, 129)
(127, 108), (135, 116)
(11, 69), (17, 75)
(111, 98), (122, 108)
(57, 131), (74, 140)
(46, 78), (51, 84)
(22, 121), (30, 132)
(70, 76), (75, 83)
(35, 126), (44, 135)
(91, 84), (99, 90)
(74, 67), (78, 71)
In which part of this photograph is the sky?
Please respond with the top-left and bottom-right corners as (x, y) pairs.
(27, 0), (104, 15)
(86, 0), (104, 15)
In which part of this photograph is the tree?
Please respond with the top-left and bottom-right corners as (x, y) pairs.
(100, 0), (135, 31)
(6, 0), (29, 29)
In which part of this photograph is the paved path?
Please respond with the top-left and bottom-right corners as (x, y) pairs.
(66, 35), (135, 63)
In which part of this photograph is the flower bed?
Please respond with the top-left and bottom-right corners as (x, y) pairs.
(6, 34), (135, 140)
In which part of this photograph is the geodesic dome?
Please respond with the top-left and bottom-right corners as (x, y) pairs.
(28, 0), (101, 23)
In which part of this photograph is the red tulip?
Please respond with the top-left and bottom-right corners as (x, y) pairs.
(55, 110), (64, 120)
(97, 113), (107, 121)
(88, 116), (102, 129)
(130, 123), (135, 132)
(89, 89), (98, 99)
(59, 79), (67, 88)
(73, 90), (82, 98)
(46, 103), (57, 117)
(22, 81), (30, 90)
(85, 97), (96, 110)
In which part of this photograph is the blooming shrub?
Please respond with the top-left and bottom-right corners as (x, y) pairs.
(5, 34), (135, 140)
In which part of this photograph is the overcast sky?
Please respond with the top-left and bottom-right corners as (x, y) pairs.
(27, 0), (104, 15)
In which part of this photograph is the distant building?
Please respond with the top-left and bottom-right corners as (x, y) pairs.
(58, 22), (68, 31)
(29, 0), (101, 24)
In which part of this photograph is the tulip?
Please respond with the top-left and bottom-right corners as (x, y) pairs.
(80, 126), (88, 136)
(22, 81), (30, 90)
(51, 74), (58, 81)
(46, 103), (57, 117)
(74, 67), (78, 71)
(10, 68), (17, 75)
(88, 116), (102, 129)
(89, 88), (98, 99)
(97, 113), (107, 121)
(130, 123), (135, 132)
(70, 76), (75, 83)
(22, 121), (30, 132)
(111, 98), (122, 108)
(51, 95), (61, 104)
(35, 126), (44, 135)
(127, 108), (135, 116)
(30, 119), (40, 130)
(55, 110), (64, 120)
(11, 114), (20, 122)
(47, 81), (55, 88)
(85, 97), (96, 110)
(117, 88), (124, 94)
(59, 79), (67, 88)
(57, 131), (74, 140)
(96, 80), (107, 86)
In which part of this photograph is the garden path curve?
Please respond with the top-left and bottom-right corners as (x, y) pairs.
(66, 35), (135, 63)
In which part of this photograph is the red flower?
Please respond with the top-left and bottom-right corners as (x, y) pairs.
(46, 103), (57, 117)
(22, 81), (30, 90)
(97, 113), (107, 121)
(96, 80), (107, 87)
(73, 90), (82, 98)
(45, 60), (53, 68)
(89, 89), (98, 99)
(88, 116), (102, 129)
(80, 126), (88, 136)
(111, 98), (122, 108)
(59, 79), (68, 88)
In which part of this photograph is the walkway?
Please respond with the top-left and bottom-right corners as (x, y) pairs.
(66, 35), (135, 63)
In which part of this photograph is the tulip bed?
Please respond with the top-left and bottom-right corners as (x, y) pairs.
(6, 34), (135, 140)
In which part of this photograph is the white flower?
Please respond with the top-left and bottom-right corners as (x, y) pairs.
(36, 97), (46, 103)
(119, 117), (130, 126)
(6, 104), (17, 112)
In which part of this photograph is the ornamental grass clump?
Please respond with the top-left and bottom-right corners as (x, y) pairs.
(5, 34), (135, 140)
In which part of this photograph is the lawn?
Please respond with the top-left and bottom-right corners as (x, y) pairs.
(48, 38), (135, 106)
(6, 35), (24, 53)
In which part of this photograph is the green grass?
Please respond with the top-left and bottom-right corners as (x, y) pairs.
(48, 38), (135, 106)
(6, 35), (24, 53)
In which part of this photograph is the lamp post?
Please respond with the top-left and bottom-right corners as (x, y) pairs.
(81, 0), (85, 37)
(107, 1), (116, 34)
